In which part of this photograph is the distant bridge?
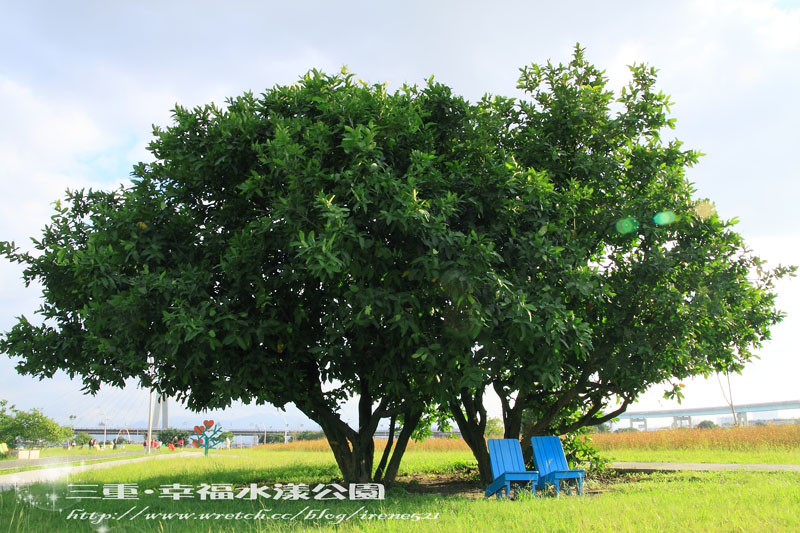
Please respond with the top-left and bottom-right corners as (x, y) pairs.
(76, 400), (800, 438)
(614, 400), (800, 430)
(71, 428), (461, 439)
(72, 428), (289, 438)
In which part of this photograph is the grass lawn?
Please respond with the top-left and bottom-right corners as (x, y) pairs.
(0, 451), (172, 475)
(0, 448), (177, 475)
(2, 445), (799, 532)
(1, 445), (144, 461)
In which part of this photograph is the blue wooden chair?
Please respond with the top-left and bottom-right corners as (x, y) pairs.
(530, 436), (585, 495)
(485, 439), (539, 499)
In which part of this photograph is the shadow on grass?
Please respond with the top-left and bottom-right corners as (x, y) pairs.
(78, 462), (346, 488)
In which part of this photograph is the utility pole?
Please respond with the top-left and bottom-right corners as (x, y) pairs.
(146, 355), (154, 454)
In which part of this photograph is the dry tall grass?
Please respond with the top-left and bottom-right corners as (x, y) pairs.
(253, 425), (800, 453)
(592, 424), (800, 451)
(254, 437), (472, 453)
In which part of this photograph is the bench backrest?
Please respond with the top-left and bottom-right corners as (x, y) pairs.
(488, 439), (526, 480)
(530, 436), (569, 476)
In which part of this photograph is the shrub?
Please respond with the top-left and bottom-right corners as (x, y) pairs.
(561, 429), (610, 474)
(157, 428), (191, 444)
(74, 432), (92, 446)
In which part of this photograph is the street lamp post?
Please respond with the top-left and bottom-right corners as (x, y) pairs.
(276, 410), (289, 444)
(145, 354), (157, 454)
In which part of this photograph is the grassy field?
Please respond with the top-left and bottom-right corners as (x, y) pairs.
(0, 445), (146, 461)
(1, 439), (799, 532)
(0, 451), (172, 476)
(0, 448), (177, 475)
(592, 424), (800, 464)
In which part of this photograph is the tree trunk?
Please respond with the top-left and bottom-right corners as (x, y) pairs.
(503, 404), (523, 440)
(292, 365), (384, 483)
(494, 382), (524, 440)
(520, 419), (544, 464)
(380, 408), (422, 485)
(373, 415), (396, 482)
(292, 365), (424, 484)
(318, 424), (375, 482)
(449, 390), (493, 484)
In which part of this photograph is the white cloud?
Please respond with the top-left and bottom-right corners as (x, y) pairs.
(0, 78), (108, 156)
(0, 78), (122, 244)
(2, 0), (799, 429)
(604, 41), (649, 92)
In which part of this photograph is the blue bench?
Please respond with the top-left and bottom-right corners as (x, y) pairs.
(530, 435), (585, 495)
(485, 439), (539, 499)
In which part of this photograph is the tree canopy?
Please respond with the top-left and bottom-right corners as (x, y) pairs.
(1, 66), (502, 482)
(0, 400), (72, 447)
(1, 47), (792, 483)
(434, 50), (792, 480)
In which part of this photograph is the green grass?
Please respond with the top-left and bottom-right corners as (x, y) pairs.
(605, 447), (800, 465)
(1, 445), (143, 461)
(2, 448), (799, 532)
(0, 452), (167, 475)
(0, 448), (178, 474)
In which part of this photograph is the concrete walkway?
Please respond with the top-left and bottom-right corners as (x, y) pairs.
(612, 461), (800, 472)
(0, 451), (201, 491)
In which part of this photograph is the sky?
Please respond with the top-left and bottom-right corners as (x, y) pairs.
(1, 0), (799, 432)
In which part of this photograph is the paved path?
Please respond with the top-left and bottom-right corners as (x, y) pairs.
(612, 461), (800, 472)
(0, 452), (201, 491)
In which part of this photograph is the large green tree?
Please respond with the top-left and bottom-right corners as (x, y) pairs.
(0, 69), (502, 483)
(440, 48), (793, 481)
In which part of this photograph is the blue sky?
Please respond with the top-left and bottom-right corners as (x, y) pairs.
(2, 0), (799, 430)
